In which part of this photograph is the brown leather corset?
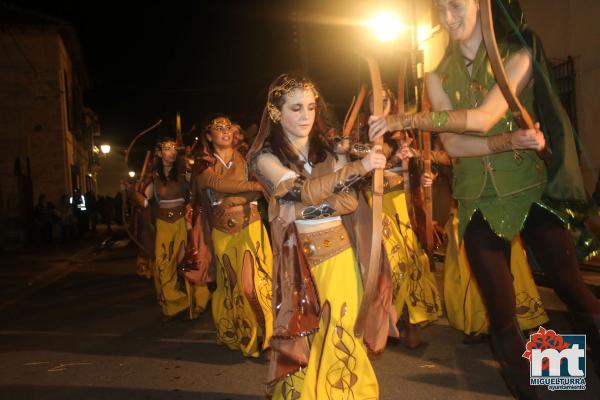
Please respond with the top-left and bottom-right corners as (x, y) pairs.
(297, 223), (352, 268)
(210, 203), (261, 234)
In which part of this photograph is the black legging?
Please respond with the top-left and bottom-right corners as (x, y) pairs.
(463, 204), (600, 334)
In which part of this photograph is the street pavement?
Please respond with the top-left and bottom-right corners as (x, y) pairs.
(0, 232), (599, 399)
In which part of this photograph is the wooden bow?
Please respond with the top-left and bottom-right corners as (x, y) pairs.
(342, 84), (368, 139)
(396, 58), (419, 232)
(420, 84), (435, 261)
(122, 119), (162, 254)
(479, 0), (550, 160)
(354, 54), (384, 337)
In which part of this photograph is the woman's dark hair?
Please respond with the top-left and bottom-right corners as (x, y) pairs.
(248, 72), (335, 170)
(192, 116), (233, 174)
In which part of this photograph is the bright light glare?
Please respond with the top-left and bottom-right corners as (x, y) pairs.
(100, 144), (111, 154)
(417, 25), (431, 45)
(128, 171), (136, 178)
(368, 12), (405, 42)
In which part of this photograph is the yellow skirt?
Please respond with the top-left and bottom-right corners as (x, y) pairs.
(272, 247), (378, 400)
(371, 190), (442, 324)
(443, 211), (549, 334)
(211, 220), (273, 358)
(154, 218), (210, 318)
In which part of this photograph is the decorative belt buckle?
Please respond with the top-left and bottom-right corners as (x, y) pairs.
(303, 241), (316, 256)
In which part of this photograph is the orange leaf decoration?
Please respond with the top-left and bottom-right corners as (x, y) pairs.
(522, 326), (570, 371)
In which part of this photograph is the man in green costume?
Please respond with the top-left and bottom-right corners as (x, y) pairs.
(369, 1), (600, 398)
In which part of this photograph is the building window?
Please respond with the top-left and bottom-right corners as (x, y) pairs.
(550, 57), (577, 130)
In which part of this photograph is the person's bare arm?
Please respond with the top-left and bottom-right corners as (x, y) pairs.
(426, 72), (493, 157)
(462, 49), (533, 132)
(427, 71), (544, 158)
(371, 50), (544, 155)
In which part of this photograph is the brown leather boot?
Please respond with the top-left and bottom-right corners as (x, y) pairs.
(490, 319), (539, 400)
(404, 322), (422, 349)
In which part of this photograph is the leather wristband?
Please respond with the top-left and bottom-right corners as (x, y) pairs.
(350, 143), (372, 159)
(386, 110), (469, 133)
(385, 113), (412, 131)
(487, 132), (514, 153)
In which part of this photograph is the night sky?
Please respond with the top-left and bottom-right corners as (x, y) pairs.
(12, 0), (413, 153)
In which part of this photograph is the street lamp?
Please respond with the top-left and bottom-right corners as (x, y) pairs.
(100, 144), (111, 155)
(367, 11), (406, 42)
(128, 171), (136, 178)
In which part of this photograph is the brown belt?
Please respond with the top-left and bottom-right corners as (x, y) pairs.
(211, 203), (261, 234)
(156, 205), (185, 223)
(297, 223), (351, 268)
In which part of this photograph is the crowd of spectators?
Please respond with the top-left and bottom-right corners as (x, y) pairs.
(32, 190), (124, 244)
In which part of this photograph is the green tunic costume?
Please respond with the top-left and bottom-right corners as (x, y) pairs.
(436, 40), (554, 239)
(431, 0), (598, 259)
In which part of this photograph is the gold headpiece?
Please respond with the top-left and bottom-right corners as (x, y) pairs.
(267, 102), (282, 123)
(160, 140), (177, 152)
(269, 78), (319, 100)
(209, 117), (232, 132)
(266, 78), (319, 123)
